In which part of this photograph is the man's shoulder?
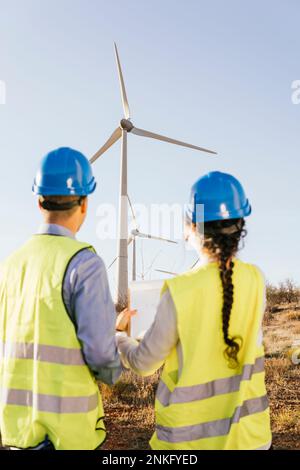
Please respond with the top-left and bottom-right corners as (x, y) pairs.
(66, 247), (107, 277)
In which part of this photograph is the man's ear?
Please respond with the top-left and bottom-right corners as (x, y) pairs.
(80, 197), (88, 214)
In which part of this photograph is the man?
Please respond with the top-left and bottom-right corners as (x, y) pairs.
(0, 147), (125, 450)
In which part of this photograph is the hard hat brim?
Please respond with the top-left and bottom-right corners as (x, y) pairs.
(185, 201), (251, 224)
(32, 179), (97, 196)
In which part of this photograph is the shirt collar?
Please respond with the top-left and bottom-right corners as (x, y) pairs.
(37, 223), (76, 239)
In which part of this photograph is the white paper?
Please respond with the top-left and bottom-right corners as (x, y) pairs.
(129, 279), (164, 338)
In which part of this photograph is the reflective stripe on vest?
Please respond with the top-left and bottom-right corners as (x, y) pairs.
(1, 389), (98, 414)
(0, 341), (86, 366)
(157, 356), (265, 407)
(156, 395), (269, 443)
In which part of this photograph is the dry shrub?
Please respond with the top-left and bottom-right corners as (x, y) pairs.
(285, 310), (300, 322)
(100, 371), (159, 407)
(265, 357), (290, 387)
(272, 409), (300, 433)
(266, 279), (300, 311)
(291, 324), (300, 335)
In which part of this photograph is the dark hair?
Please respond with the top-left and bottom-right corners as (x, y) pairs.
(39, 195), (86, 213)
(201, 218), (247, 368)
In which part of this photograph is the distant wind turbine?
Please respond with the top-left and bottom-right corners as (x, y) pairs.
(109, 196), (177, 282)
(91, 43), (217, 309)
(128, 196), (177, 281)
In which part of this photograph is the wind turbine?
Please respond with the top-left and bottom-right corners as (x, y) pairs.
(108, 196), (177, 282)
(127, 196), (177, 281)
(91, 43), (217, 310)
(128, 230), (176, 281)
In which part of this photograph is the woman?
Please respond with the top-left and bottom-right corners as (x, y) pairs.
(116, 171), (272, 450)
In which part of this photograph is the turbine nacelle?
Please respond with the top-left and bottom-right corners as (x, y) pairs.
(120, 119), (134, 132)
(131, 228), (140, 237)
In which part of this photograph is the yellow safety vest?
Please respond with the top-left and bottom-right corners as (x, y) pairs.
(151, 259), (272, 450)
(0, 235), (106, 450)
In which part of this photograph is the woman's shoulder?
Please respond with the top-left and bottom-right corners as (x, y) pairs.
(163, 262), (218, 291)
(234, 259), (266, 284)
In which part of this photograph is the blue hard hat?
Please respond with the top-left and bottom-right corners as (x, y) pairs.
(32, 147), (97, 196)
(186, 171), (251, 223)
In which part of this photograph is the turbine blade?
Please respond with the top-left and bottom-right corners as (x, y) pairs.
(190, 258), (200, 269)
(144, 249), (162, 278)
(114, 43), (130, 119)
(136, 232), (177, 244)
(108, 256), (118, 269)
(127, 195), (138, 229)
(90, 127), (122, 164)
(127, 236), (133, 246)
(155, 269), (178, 276)
(131, 127), (217, 155)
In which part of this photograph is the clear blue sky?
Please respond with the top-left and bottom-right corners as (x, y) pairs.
(0, 0), (299, 291)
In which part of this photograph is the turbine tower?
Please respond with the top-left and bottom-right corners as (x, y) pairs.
(91, 43), (217, 310)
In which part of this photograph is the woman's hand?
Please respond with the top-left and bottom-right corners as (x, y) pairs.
(116, 308), (137, 332)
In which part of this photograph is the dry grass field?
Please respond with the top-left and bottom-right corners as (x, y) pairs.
(262, 283), (300, 449)
(0, 281), (299, 450)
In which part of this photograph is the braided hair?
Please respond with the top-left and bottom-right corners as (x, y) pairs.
(201, 218), (247, 368)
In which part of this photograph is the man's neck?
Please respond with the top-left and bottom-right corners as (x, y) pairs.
(43, 219), (77, 235)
